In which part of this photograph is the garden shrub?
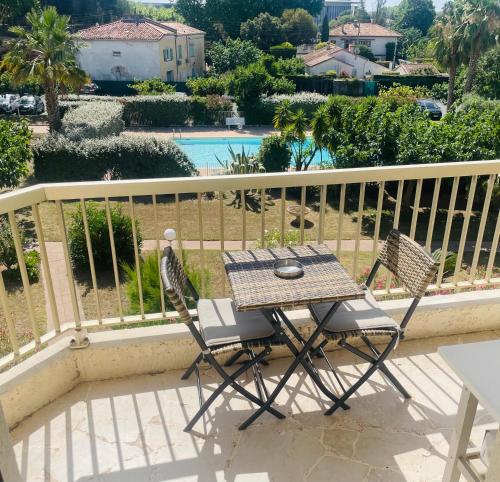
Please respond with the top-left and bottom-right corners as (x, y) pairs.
(190, 95), (233, 125)
(60, 94), (120, 103)
(313, 94), (499, 170)
(255, 228), (299, 248)
(121, 94), (190, 126)
(128, 78), (176, 95)
(68, 202), (140, 271)
(0, 217), (40, 283)
(268, 77), (296, 95)
(33, 135), (196, 182)
(186, 76), (229, 96)
(207, 38), (262, 74)
(257, 135), (291, 172)
(61, 102), (125, 141)
(274, 57), (305, 76)
(0, 119), (32, 189)
(123, 250), (210, 314)
(246, 92), (328, 125)
(269, 42), (297, 59)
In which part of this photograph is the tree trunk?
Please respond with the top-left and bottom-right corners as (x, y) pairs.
(446, 59), (457, 110)
(464, 39), (481, 93)
(44, 82), (61, 133)
(402, 179), (416, 208)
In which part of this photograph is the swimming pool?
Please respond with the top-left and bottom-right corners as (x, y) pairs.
(175, 137), (331, 170)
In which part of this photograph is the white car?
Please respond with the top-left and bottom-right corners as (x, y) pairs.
(0, 94), (20, 114)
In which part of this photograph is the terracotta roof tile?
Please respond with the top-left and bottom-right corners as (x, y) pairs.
(160, 22), (204, 35)
(330, 22), (402, 38)
(395, 62), (440, 74)
(302, 45), (343, 66)
(78, 18), (204, 41)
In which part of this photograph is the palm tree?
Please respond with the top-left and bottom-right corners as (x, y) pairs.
(460, 0), (500, 93)
(431, 1), (466, 108)
(1, 6), (88, 132)
(284, 109), (317, 171)
(272, 100), (293, 131)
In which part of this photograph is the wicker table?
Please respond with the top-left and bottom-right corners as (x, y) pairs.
(223, 244), (365, 430)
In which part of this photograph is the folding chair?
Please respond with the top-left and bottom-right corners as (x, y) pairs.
(309, 229), (439, 415)
(160, 247), (286, 431)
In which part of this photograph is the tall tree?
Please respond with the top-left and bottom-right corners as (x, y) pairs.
(1, 6), (88, 132)
(0, 0), (34, 25)
(281, 8), (318, 45)
(321, 14), (330, 42)
(240, 13), (286, 50)
(431, 0), (466, 108)
(394, 0), (436, 36)
(460, 0), (500, 93)
(177, 0), (324, 40)
(374, 0), (387, 25)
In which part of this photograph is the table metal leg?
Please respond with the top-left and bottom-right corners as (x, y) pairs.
(238, 303), (345, 430)
(443, 386), (478, 482)
(274, 308), (349, 407)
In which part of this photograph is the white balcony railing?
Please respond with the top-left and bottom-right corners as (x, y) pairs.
(0, 160), (499, 372)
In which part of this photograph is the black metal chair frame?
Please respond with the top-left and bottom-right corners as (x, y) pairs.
(161, 248), (286, 432)
(309, 231), (438, 416)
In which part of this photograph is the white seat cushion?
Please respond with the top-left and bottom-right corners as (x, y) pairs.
(197, 298), (275, 347)
(314, 291), (399, 335)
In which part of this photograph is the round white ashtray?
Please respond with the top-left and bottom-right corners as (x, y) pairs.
(273, 259), (304, 279)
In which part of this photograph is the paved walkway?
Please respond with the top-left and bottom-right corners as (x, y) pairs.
(143, 238), (494, 252)
(125, 126), (279, 139)
(42, 243), (84, 331)
(30, 124), (279, 139)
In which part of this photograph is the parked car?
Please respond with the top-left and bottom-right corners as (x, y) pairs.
(80, 83), (99, 95)
(17, 95), (45, 115)
(0, 94), (20, 114)
(416, 99), (443, 120)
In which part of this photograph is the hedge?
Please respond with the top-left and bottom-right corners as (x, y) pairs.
(60, 94), (236, 127)
(285, 76), (369, 96)
(190, 95), (233, 125)
(61, 102), (125, 140)
(245, 92), (328, 125)
(33, 135), (196, 182)
(374, 74), (449, 91)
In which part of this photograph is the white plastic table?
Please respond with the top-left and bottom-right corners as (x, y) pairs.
(439, 340), (500, 482)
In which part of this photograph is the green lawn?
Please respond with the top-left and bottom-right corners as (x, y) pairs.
(25, 185), (499, 247)
(0, 280), (47, 358)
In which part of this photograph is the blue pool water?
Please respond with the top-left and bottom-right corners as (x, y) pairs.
(175, 137), (331, 169)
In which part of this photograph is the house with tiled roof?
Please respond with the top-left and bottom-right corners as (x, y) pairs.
(77, 17), (205, 82)
(329, 22), (402, 60)
(302, 44), (388, 77)
(394, 62), (441, 75)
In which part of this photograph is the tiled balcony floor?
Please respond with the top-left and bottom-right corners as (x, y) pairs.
(11, 331), (500, 482)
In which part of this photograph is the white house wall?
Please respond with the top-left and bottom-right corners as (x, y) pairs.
(306, 53), (387, 77)
(77, 39), (162, 81)
(329, 35), (397, 59)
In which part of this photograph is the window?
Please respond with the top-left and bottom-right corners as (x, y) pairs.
(166, 70), (174, 82)
(355, 39), (372, 47)
(163, 48), (173, 61)
(188, 43), (195, 58)
(177, 45), (183, 59)
(112, 51), (121, 57)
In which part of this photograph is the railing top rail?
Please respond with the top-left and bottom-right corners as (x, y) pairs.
(0, 160), (499, 213)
